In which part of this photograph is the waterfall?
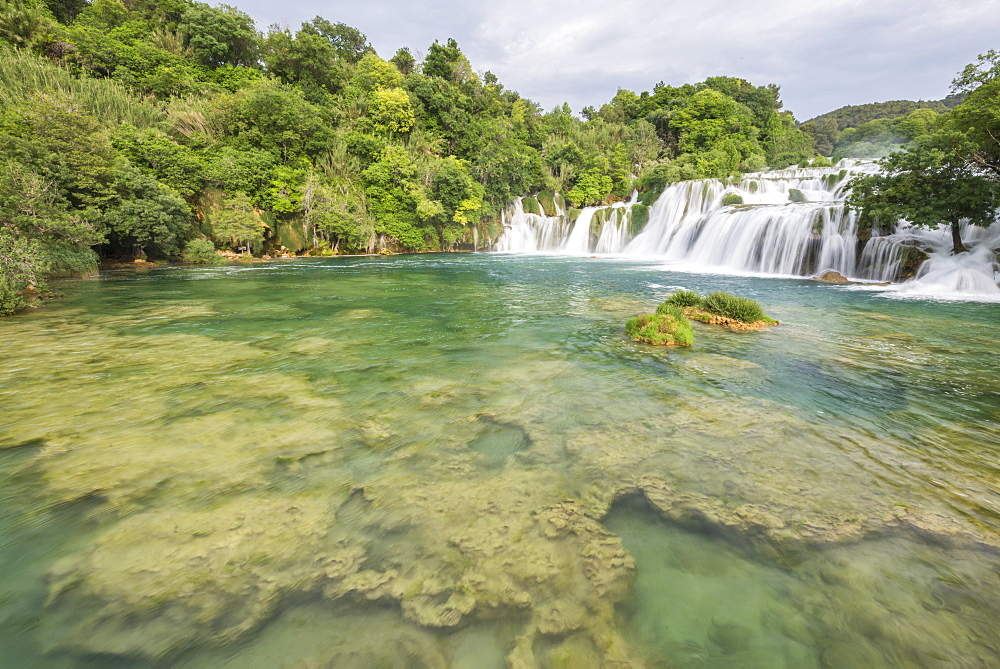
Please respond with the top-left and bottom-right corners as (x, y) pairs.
(880, 222), (1000, 299)
(494, 197), (570, 253)
(492, 161), (1000, 297)
(562, 208), (597, 254)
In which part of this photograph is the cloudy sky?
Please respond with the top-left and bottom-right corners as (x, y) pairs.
(235, 0), (1000, 121)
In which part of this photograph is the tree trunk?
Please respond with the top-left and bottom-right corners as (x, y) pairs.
(951, 222), (967, 255)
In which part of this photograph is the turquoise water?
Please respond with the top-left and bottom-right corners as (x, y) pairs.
(0, 254), (997, 667)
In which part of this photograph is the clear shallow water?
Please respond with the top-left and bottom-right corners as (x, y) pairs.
(0, 254), (998, 668)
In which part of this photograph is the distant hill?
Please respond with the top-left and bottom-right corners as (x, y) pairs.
(802, 94), (965, 130)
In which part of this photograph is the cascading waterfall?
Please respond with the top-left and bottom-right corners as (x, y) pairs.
(880, 221), (1000, 299)
(494, 197), (570, 253)
(492, 161), (1000, 297)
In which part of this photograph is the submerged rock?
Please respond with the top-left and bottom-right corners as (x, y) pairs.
(42, 497), (335, 658)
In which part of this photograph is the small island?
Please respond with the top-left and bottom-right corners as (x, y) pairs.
(627, 290), (778, 345)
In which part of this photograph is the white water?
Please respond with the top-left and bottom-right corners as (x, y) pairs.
(878, 222), (1000, 300)
(563, 207), (597, 254)
(493, 161), (1000, 299)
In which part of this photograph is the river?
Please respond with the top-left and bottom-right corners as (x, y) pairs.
(0, 254), (997, 667)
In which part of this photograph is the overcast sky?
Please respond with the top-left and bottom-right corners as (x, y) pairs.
(234, 0), (1000, 121)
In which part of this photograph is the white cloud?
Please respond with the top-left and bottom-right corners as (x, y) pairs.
(236, 0), (1000, 120)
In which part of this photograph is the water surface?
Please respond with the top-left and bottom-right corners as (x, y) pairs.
(0, 254), (997, 667)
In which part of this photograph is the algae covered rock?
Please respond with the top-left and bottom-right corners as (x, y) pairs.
(42, 496), (336, 659)
(521, 197), (541, 216)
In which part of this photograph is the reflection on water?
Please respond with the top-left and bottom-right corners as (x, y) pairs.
(0, 254), (998, 667)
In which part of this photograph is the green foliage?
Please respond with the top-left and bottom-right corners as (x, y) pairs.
(181, 237), (220, 263)
(369, 87), (415, 135)
(0, 229), (40, 315)
(662, 289), (702, 308)
(203, 147), (277, 199)
(0, 0), (54, 51)
(356, 53), (403, 90)
(1, 91), (116, 208)
(0, 275), (27, 316)
(209, 79), (335, 162)
(390, 47), (415, 76)
(301, 174), (372, 252)
(179, 2), (259, 68)
(788, 189), (806, 203)
(625, 312), (694, 347)
(423, 38), (472, 83)
(721, 193), (743, 206)
(702, 291), (771, 324)
(298, 17), (369, 63)
(949, 76), (1000, 181)
(113, 126), (205, 198)
(211, 192), (264, 252)
(804, 99), (950, 132)
(102, 160), (192, 256)
(636, 157), (702, 205)
(566, 168), (612, 207)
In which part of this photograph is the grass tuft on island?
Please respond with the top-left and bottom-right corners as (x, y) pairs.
(626, 305), (695, 347)
(662, 289), (779, 331)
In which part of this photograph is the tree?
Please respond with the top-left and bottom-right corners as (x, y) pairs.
(112, 126), (205, 199)
(423, 38), (473, 83)
(369, 87), (415, 135)
(948, 76), (1000, 181)
(302, 174), (373, 252)
(800, 118), (840, 156)
(299, 17), (370, 63)
(952, 49), (1000, 93)
(262, 23), (351, 98)
(102, 161), (192, 257)
(1, 91), (115, 208)
(211, 193), (264, 254)
(846, 132), (1000, 254)
(179, 3), (259, 68)
(355, 53), (404, 90)
(390, 47), (415, 76)
(209, 79), (335, 161)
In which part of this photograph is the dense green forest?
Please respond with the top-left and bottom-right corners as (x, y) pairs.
(0, 0), (822, 314)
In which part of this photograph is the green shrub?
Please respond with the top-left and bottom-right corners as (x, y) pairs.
(182, 238), (221, 264)
(661, 289), (702, 309)
(654, 303), (685, 318)
(702, 291), (772, 323)
(522, 197), (541, 215)
(0, 277), (26, 317)
(40, 241), (99, 278)
(788, 188), (807, 203)
(625, 312), (695, 347)
(721, 193), (744, 206)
